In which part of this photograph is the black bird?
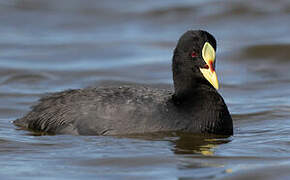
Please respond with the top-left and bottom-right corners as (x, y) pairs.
(14, 30), (233, 136)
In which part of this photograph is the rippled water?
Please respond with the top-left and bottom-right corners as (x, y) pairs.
(1, 0), (290, 179)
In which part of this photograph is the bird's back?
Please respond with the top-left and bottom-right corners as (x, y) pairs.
(14, 85), (182, 135)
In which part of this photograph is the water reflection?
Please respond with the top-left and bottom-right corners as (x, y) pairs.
(119, 132), (231, 155)
(171, 133), (231, 155)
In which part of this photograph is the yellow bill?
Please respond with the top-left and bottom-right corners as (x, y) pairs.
(199, 42), (219, 90)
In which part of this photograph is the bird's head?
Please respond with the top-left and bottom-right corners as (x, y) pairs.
(172, 30), (219, 96)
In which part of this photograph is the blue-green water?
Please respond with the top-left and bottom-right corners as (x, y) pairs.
(0, 0), (290, 179)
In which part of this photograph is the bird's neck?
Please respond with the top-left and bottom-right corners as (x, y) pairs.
(173, 77), (214, 101)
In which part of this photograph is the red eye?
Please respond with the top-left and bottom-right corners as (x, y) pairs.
(191, 52), (197, 58)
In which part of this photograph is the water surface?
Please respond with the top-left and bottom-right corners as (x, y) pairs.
(0, 0), (290, 179)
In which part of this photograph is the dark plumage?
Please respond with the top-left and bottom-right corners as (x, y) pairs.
(14, 30), (233, 136)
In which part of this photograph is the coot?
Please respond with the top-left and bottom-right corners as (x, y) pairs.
(14, 30), (233, 136)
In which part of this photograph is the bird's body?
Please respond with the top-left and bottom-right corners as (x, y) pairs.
(14, 84), (232, 135)
(14, 30), (234, 136)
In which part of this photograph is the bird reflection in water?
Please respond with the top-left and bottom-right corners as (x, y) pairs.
(172, 132), (231, 155)
(119, 131), (231, 155)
